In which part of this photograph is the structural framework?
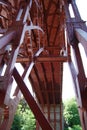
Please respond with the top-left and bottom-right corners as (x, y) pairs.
(0, 0), (87, 130)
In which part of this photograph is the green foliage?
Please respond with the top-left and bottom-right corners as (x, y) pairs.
(11, 113), (21, 130)
(63, 98), (82, 130)
(64, 125), (82, 130)
(11, 98), (36, 130)
(12, 98), (82, 130)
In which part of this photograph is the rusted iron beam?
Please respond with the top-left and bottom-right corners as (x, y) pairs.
(36, 56), (68, 62)
(17, 56), (68, 63)
(0, 31), (16, 49)
(68, 42), (87, 130)
(0, 1), (44, 130)
(68, 60), (87, 130)
(68, 61), (79, 98)
(75, 28), (87, 55)
(2, 48), (43, 130)
(64, 0), (87, 129)
(71, 42), (87, 109)
(0, 0), (44, 111)
(14, 48), (44, 106)
(23, 48), (44, 79)
(72, 44), (86, 90)
(13, 68), (53, 130)
(64, 0), (87, 45)
(14, 48), (44, 101)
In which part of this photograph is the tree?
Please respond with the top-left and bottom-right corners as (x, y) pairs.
(11, 98), (36, 130)
(63, 98), (81, 129)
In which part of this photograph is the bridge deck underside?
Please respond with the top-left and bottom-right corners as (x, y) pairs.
(0, 0), (69, 130)
(0, 0), (67, 105)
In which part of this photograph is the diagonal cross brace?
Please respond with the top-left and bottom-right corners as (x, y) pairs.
(13, 67), (53, 130)
(13, 47), (44, 95)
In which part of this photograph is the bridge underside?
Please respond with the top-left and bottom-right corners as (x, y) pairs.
(0, 0), (87, 130)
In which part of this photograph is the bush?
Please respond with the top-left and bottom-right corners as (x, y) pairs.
(63, 98), (82, 130)
(11, 98), (36, 130)
(64, 125), (82, 130)
(64, 98), (80, 127)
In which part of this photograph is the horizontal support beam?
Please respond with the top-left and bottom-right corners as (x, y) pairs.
(36, 56), (68, 62)
(17, 56), (68, 63)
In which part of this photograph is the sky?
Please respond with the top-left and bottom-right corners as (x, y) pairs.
(62, 0), (87, 101)
(62, 63), (75, 101)
(76, 0), (87, 21)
